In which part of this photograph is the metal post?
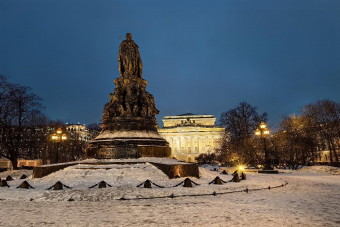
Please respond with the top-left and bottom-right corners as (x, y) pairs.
(56, 141), (60, 163)
(263, 137), (273, 170)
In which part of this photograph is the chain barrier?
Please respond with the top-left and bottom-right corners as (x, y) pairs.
(136, 180), (165, 188)
(1, 175), (289, 202)
(118, 181), (289, 201)
(172, 178), (200, 187)
(46, 181), (72, 190)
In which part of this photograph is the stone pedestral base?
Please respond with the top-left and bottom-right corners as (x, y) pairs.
(98, 145), (140, 159)
(33, 159), (198, 179)
(86, 116), (171, 159)
(86, 144), (171, 159)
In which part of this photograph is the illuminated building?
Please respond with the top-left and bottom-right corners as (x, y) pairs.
(158, 113), (225, 162)
(65, 122), (95, 141)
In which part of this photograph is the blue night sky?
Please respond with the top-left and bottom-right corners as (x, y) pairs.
(1, 0), (340, 129)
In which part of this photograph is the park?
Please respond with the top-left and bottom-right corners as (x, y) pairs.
(1, 1), (340, 226)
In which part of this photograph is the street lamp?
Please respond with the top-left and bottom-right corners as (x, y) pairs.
(51, 128), (67, 163)
(255, 122), (273, 170)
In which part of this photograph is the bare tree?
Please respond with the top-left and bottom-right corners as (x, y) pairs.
(19, 112), (51, 160)
(195, 153), (218, 165)
(302, 100), (340, 163)
(87, 122), (101, 138)
(0, 75), (44, 169)
(271, 115), (317, 169)
(219, 102), (267, 166)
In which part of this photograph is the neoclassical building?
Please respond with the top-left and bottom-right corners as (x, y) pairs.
(158, 113), (225, 162)
(65, 122), (95, 142)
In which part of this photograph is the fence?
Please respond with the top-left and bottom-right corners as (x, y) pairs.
(118, 181), (289, 201)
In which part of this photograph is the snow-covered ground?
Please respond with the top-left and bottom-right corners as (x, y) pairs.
(0, 164), (339, 226)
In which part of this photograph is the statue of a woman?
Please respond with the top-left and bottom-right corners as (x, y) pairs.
(118, 33), (143, 78)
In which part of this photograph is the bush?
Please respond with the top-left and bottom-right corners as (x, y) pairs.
(195, 153), (218, 165)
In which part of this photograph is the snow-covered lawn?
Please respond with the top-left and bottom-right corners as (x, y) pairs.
(0, 164), (339, 226)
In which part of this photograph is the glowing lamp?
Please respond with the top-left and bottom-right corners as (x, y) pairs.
(263, 128), (270, 136)
(61, 134), (67, 140)
(56, 128), (62, 134)
(51, 134), (59, 140)
(260, 122), (266, 129)
(255, 129), (261, 136)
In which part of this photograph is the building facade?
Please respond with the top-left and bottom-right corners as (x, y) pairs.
(158, 113), (225, 162)
(65, 122), (95, 142)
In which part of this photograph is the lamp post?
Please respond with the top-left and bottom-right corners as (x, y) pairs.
(255, 122), (273, 170)
(51, 128), (67, 163)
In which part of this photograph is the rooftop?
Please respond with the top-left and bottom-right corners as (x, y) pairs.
(164, 114), (215, 119)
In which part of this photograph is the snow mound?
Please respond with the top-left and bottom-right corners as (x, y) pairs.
(0, 164), (286, 202)
(200, 164), (220, 171)
(299, 166), (340, 175)
(0, 169), (33, 180)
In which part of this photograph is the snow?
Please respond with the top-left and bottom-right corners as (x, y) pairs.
(0, 165), (340, 226)
(33, 157), (192, 169)
(200, 164), (220, 171)
(299, 166), (340, 175)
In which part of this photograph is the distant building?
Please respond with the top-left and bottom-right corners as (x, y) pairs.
(65, 122), (95, 142)
(313, 131), (339, 164)
(158, 113), (225, 162)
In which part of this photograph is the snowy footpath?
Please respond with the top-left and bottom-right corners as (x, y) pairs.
(0, 163), (339, 227)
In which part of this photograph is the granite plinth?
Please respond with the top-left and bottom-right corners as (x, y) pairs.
(86, 117), (171, 159)
(32, 159), (198, 179)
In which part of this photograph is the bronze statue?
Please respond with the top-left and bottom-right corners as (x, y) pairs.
(101, 33), (159, 122)
(86, 32), (171, 159)
(118, 33), (143, 78)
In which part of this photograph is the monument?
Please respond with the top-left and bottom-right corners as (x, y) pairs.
(86, 33), (171, 159)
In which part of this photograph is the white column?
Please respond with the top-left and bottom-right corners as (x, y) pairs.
(191, 137), (194, 154)
(170, 137), (173, 155)
(212, 136), (214, 151)
(179, 137), (181, 154)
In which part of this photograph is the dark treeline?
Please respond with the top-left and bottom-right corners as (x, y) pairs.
(271, 99), (340, 168)
(197, 100), (340, 169)
(0, 75), (99, 169)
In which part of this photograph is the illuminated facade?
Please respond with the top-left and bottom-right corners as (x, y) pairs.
(65, 122), (94, 141)
(158, 113), (225, 162)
